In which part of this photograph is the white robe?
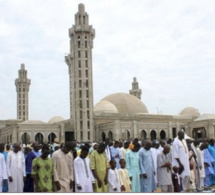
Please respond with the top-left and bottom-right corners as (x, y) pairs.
(198, 148), (205, 178)
(6, 151), (26, 192)
(108, 168), (121, 192)
(172, 137), (190, 179)
(74, 156), (94, 192)
(150, 147), (159, 184)
(0, 153), (7, 193)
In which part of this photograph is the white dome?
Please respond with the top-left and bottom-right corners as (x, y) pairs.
(94, 100), (118, 114)
(48, 116), (64, 124)
(179, 107), (200, 117)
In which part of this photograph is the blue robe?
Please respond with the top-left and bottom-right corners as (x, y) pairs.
(110, 146), (121, 169)
(125, 150), (141, 192)
(203, 148), (214, 186)
(139, 148), (157, 192)
(208, 145), (215, 185)
(1, 151), (8, 192)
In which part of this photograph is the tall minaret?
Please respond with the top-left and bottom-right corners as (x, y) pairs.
(129, 77), (142, 99)
(15, 64), (31, 121)
(65, 4), (95, 142)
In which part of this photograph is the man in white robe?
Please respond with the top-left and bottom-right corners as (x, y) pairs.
(172, 130), (190, 192)
(0, 152), (7, 192)
(6, 143), (26, 192)
(120, 141), (130, 160)
(52, 142), (74, 192)
(74, 146), (95, 192)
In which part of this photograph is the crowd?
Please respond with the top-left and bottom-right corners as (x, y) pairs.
(0, 130), (215, 192)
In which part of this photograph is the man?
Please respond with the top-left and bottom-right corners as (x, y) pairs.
(128, 138), (138, 150)
(172, 130), (190, 192)
(110, 141), (121, 169)
(52, 142), (74, 192)
(157, 145), (173, 192)
(74, 145), (95, 192)
(23, 147), (36, 192)
(139, 141), (156, 192)
(32, 144), (54, 192)
(120, 141), (130, 160)
(158, 140), (166, 153)
(198, 142), (206, 189)
(104, 138), (111, 162)
(32, 142), (41, 157)
(6, 143), (26, 192)
(90, 142), (109, 192)
(0, 143), (8, 192)
(208, 139), (215, 185)
(0, 151), (7, 193)
(125, 143), (141, 192)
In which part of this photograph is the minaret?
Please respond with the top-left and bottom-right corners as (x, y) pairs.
(65, 4), (95, 142)
(15, 64), (31, 121)
(129, 77), (142, 99)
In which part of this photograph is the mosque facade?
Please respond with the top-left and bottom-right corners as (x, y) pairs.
(1, 4), (215, 144)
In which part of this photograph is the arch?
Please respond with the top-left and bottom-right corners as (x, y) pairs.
(140, 130), (147, 140)
(108, 131), (113, 141)
(35, 133), (44, 144)
(101, 132), (106, 142)
(150, 130), (157, 141)
(192, 127), (206, 139)
(160, 130), (166, 140)
(122, 130), (130, 140)
(48, 133), (57, 143)
(21, 133), (30, 144)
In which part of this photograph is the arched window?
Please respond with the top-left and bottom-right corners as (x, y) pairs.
(35, 133), (44, 144)
(150, 130), (157, 141)
(140, 130), (147, 140)
(160, 130), (166, 139)
(21, 133), (30, 145)
(48, 133), (57, 143)
(108, 131), (113, 141)
(101, 132), (106, 142)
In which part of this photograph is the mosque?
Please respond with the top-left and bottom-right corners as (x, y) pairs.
(0, 4), (215, 144)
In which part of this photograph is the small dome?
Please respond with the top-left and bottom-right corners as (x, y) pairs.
(94, 100), (118, 114)
(100, 93), (148, 115)
(194, 114), (215, 121)
(48, 116), (64, 124)
(21, 120), (45, 124)
(179, 107), (200, 117)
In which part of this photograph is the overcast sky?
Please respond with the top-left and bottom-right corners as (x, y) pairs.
(1, 0), (215, 122)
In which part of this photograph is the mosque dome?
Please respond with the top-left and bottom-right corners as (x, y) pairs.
(94, 100), (118, 114)
(179, 107), (200, 117)
(95, 93), (148, 115)
(48, 116), (64, 124)
(20, 120), (45, 124)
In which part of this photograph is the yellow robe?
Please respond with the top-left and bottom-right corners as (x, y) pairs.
(118, 168), (131, 192)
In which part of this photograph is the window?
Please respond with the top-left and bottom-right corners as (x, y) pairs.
(86, 80), (88, 87)
(87, 121), (90, 129)
(78, 60), (81, 68)
(83, 16), (85, 24)
(85, 51), (88, 58)
(79, 90), (82, 98)
(80, 111), (82, 119)
(19, 94), (21, 98)
(87, 100), (89, 108)
(19, 88), (21, 92)
(23, 88), (25, 92)
(85, 41), (87, 48)
(79, 16), (81, 25)
(78, 41), (80, 48)
(78, 51), (81, 58)
(79, 80), (82, 88)
(23, 100), (25, 104)
(88, 131), (90, 140)
(79, 100), (82, 109)
(86, 70), (88, 78)
(86, 90), (89, 98)
(81, 131), (83, 140)
(79, 70), (81, 78)
(85, 60), (88, 68)
(23, 94), (25, 98)
(80, 121), (83, 129)
(87, 110), (90, 119)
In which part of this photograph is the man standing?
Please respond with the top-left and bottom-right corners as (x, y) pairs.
(23, 147), (36, 192)
(207, 139), (215, 185)
(110, 141), (121, 169)
(172, 130), (190, 192)
(157, 145), (173, 192)
(32, 144), (54, 192)
(0, 152), (7, 192)
(139, 141), (156, 192)
(6, 143), (26, 192)
(120, 141), (130, 160)
(90, 143), (109, 192)
(104, 138), (111, 163)
(32, 142), (41, 157)
(125, 143), (141, 192)
(0, 143), (8, 192)
(74, 146), (95, 192)
(52, 142), (74, 192)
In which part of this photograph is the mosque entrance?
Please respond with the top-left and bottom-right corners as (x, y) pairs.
(150, 130), (157, 141)
(160, 130), (166, 139)
(122, 130), (130, 141)
(21, 133), (30, 145)
(108, 131), (113, 141)
(35, 133), (44, 144)
(48, 133), (56, 143)
(101, 132), (106, 142)
(192, 127), (206, 139)
(140, 130), (147, 140)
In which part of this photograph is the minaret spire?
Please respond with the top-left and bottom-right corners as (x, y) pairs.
(129, 77), (142, 99)
(65, 4), (95, 142)
(15, 64), (31, 121)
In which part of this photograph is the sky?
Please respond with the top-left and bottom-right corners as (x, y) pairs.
(1, 0), (215, 122)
